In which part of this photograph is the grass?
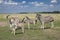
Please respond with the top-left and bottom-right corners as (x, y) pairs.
(0, 14), (60, 40)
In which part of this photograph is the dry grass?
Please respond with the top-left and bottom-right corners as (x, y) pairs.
(0, 14), (60, 40)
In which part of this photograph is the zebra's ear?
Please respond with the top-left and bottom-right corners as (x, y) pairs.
(6, 15), (10, 19)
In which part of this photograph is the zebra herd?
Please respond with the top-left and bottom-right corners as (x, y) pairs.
(6, 14), (54, 35)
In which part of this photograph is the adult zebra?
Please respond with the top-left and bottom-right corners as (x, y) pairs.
(36, 14), (54, 29)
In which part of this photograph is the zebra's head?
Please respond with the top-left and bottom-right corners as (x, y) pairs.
(36, 14), (42, 20)
(20, 17), (27, 23)
(9, 17), (15, 24)
(22, 16), (30, 23)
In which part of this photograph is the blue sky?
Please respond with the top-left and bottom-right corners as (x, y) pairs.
(0, 0), (60, 13)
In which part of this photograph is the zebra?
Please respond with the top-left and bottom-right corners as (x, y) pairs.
(23, 16), (37, 29)
(6, 15), (24, 35)
(36, 14), (54, 29)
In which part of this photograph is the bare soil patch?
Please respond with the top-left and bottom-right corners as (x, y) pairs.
(0, 21), (8, 27)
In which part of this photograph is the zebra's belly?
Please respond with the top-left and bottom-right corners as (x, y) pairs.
(17, 23), (24, 27)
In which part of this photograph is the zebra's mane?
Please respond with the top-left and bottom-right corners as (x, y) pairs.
(26, 16), (30, 20)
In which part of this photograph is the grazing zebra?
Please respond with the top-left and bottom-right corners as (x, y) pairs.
(23, 16), (37, 29)
(36, 14), (54, 29)
(6, 15), (24, 35)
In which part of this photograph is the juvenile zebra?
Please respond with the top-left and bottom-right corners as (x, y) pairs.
(6, 15), (24, 35)
(23, 16), (37, 29)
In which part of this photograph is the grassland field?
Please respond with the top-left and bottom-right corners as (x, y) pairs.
(0, 14), (60, 40)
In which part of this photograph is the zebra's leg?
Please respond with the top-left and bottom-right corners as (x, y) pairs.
(33, 21), (36, 30)
(12, 25), (17, 35)
(10, 24), (12, 31)
(28, 22), (30, 29)
(21, 26), (24, 33)
(40, 22), (44, 29)
(12, 28), (15, 35)
(34, 21), (36, 27)
(42, 22), (44, 29)
(51, 22), (54, 28)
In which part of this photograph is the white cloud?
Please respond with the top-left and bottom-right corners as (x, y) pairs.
(24, 5), (29, 7)
(35, 3), (40, 6)
(4, 2), (18, 5)
(22, 1), (26, 4)
(40, 2), (44, 5)
(50, 4), (54, 7)
(29, 2), (48, 7)
(29, 1), (38, 4)
(41, 4), (54, 9)
(4, 0), (18, 5)
(29, 1), (55, 8)
(51, 0), (57, 3)
(18, 5), (29, 8)
(0, 0), (3, 3)
(30, 2), (34, 4)
(35, 2), (48, 7)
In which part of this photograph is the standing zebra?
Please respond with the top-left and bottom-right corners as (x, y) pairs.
(6, 15), (24, 35)
(36, 14), (54, 29)
(23, 16), (37, 29)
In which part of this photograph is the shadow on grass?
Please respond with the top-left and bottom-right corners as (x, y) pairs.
(24, 27), (39, 30)
(15, 32), (23, 35)
(44, 27), (51, 29)
(25, 27), (51, 30)
(24, 27), (51, 31)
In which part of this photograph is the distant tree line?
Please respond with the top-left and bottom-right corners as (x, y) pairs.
(0, 11), (60, 14)
(52, 11), (60, 13)
(18, 11), (60, 14)
(39, 11), (60, 14)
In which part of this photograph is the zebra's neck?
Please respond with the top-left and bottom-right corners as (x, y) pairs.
(38, 16), (43, 24)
